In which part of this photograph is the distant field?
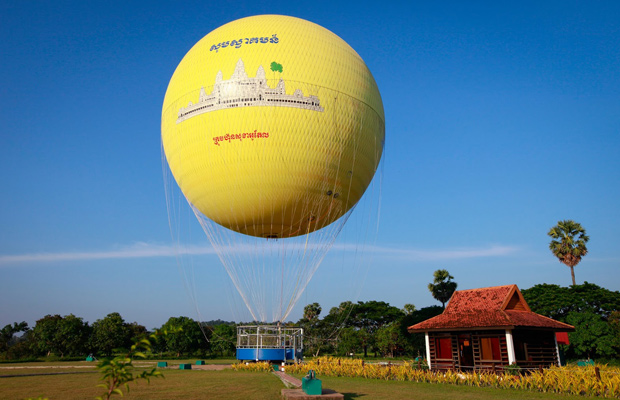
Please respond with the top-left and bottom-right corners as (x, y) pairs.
(0, 362), (584, 400)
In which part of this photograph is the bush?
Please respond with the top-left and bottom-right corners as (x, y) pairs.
(504, 362), (521, 375)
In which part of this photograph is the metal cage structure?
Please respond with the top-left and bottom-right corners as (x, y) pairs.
(236, 325), (303, 362)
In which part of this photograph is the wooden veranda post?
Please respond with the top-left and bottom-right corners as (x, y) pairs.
(424, 332), (432, 371)
(505, 329), (516, 365)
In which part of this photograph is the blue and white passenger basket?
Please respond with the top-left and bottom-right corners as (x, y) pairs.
(236, 325), (303, 363)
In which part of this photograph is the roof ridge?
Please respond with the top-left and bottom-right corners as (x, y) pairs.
(456, 284), (515, 292)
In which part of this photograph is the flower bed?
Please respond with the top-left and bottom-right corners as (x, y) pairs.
(232, 356), (620, 397)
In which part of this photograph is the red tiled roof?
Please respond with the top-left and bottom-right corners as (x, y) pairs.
(503, 310), (573, 330)
(444, 285), (515, 313)
(408, 284), (574, 332)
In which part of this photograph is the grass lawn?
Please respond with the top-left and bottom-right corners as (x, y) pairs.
(0, 362), (586, 400)
(315, 375), (583, 400)
(0, 368), (283, 399)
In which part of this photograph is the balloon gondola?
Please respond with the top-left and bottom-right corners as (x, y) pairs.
(236, 325), (303, 363)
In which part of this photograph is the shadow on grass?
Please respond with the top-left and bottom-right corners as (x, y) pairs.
(343, 393), (366, 399)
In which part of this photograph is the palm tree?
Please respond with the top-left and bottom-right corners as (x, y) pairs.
(548, 220), (589, 286)
(303, 302), (321, 322)
(428, 269), (457, 308)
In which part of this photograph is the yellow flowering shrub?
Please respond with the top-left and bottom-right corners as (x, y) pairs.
(232, 357), (620, 397)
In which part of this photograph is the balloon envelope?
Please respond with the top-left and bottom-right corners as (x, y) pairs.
(162, 15), (384, 239)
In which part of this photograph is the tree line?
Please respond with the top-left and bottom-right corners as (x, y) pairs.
(0, 313), (236, 361)
(297, 281), (620, 360)
(3, 281), (617, 362)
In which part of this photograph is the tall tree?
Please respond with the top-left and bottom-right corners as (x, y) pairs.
(522, 282), (620, 320)
(548, 220), (589, 285)
(335, 327), (361, 356)
(56, 314), (90, 357)
(160, 316), (205, 357)
(427, 269), (457, 308)
(126, 322), (148, 342)
(303, 303), (322, 322)
(31, 314), (63, 356)
(375, 323), (407, 358)
(522, 283), (620, 359)
(566, 311), (616, 359)
(350, 300), (404, 357)
(0, 321), (29, 353)
(323, 301), (354, 328)
(30, 314), (89, 357)
(210, 324), (235, 357)
(402, 304), (417, 316)
(299, 302), (328, 357)
(91, 312), (131, 356)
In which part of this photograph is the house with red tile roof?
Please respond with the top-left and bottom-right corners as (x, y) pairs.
(408, 284), (574, 371)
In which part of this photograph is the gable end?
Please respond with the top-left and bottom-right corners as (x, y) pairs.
(501, 285), (531, 312)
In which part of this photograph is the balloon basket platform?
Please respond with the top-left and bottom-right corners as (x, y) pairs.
(236, 325), (303, 363)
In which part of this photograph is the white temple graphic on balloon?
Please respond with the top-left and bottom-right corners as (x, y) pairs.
(177, 58), (323, 123)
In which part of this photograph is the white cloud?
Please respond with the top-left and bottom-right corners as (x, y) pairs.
(0, 242), (517, 266)
(0, 242), (216, 266)
(332, 243), (518, 261)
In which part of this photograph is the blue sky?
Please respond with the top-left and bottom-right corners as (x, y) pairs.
(1, 0), (619, 329)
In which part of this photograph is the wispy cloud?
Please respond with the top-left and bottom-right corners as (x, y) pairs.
(332, 243), (519, 261)
(0, 242), (216, 266)
(0, 242), (518, 266)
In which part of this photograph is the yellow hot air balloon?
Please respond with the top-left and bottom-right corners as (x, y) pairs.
(162, 15), (384, 239)
(162, 15), (384, 322)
